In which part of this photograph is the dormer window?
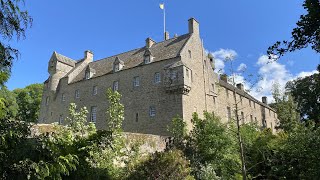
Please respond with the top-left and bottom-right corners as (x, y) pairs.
(114, 57), (124, 72)
(144, 49), (153, 64)
(85, 71), (90, 80)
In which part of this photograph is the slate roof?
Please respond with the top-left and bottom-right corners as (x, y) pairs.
(53, 51), (77, 67)
(219, 79), (275, 111)
(70, 34), (191, 83)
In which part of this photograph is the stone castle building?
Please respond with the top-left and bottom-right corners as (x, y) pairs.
(39, 18), (278, 136)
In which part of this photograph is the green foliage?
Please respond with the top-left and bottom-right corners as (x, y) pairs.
(199, 164), (221, 180)
(167, 115), (187, 147)
(0, 0), (32, 85)
(13, 83), (43, 122)
(0, 86), (18, 119)
(106, 88), (124, 133)
(268, 0), (320, 57)
(271, 83), (300, 132)
(127, 149), (194, 180)
(286, 70), (320, 123)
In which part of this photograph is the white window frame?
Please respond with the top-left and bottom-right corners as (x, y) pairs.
(149, 106), (156, 117)
(90, 106), (97, 123)
(61, 93), (65, 102)
(85, 71), (90, 80)
(113, 81), (119, 91)
(93, 86), (98, 95)
(154, 72), (161, 84)
(133, 76), (140, 87)
(75, 90), (80, 99)
(59, 115), (63, 125)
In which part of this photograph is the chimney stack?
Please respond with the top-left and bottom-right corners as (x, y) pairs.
(188, 18), (200, 35)
(84, 50), (93, 62)
(164, 31), (170, 40)
(262, 96), (268, 104)
(145, 38), (156, 48)
(236, 83), (244, 91)
(220, 74), (228, 82)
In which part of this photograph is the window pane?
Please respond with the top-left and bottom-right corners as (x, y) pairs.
(93, 86), (98, 95)
(113, 81), (119, 91)
(133, 76), (140, 87)
(91, 106), (97, 123)
(154, 72), (161, 83)
(149, 106), (156, 117)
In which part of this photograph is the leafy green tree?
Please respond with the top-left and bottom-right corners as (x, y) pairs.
(13, 83), (43, 122)
(267, 0), (320, 57)
(271, 83), (300, 132)
(0, 86), (18, 119)
(286, 68), (320, 123)
(0, 0), (32, 85)
(127, 149), (194, 180)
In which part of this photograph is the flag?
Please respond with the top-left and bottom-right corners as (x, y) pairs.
(159, 3), (164, 10)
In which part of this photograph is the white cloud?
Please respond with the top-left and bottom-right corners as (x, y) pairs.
(210, 49), (237, 74)
(237, 63), (247, 72)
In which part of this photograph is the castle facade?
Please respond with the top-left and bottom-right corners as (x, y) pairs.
(39, 18), (278, 136)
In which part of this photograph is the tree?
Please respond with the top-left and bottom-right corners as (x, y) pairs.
(0, 0), (32, 85)
(271, 83), (300, 132)
(286, 68), (320, 123)
(267, 0), (320, 58)
(13, 83), (43, 122)
(0, 86), (18, 119)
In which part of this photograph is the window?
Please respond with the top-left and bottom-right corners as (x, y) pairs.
(93, 86), (98, 95)
(227, 107), (231, 122)
(85, 71), (90, 80)
(61, 93), (65, 102)
(170, 71), (177, 80)
(154, 72), (161, 84)
(188, 50), (192, 58)
(250, 114), (253, 123)
(114, 64), (120, 72)
(113, 81), (119, 91)
(59, 115), (63, 125)
(75, 90), (80, 99)
(133, 76), (140, 87)
(135, 113), (139, 122)
(46, 97), (50, 105)
(241, 111), (245, 124)
(90, 106), (97, 123)
(144, 56), (151, 64)
(149, 106), (156, 117)
(213, 97), (216, 105)
(254, 102), (256, 109)
(249, 100), (251, 107)
(226, 88), (229, 98)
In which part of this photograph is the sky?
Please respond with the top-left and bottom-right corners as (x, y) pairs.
(6, 0), (320, 101)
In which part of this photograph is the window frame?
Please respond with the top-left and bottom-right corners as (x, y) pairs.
(75, 90), (80, 99)
(149, 106), (156, 117)
(113, 81), (119, 91)
(154, 72), (161, 84)
(90, 106), (97, 123)
(93, 86), (98, 95)
(133, 76), (140, 87)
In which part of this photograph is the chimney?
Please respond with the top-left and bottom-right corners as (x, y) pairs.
(188, 17), (200, 35)
(262, 96), (268, 104)
(84, 50), (93, 62)
(146, 38), (156, 48)
(164, 31), (170, 40)
(220, 74), (228, 82)
(236, 83), (244, 91)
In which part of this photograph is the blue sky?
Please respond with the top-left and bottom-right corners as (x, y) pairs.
(6, 0), (319, 100)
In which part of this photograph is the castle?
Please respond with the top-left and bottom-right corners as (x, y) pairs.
(39, 18), (278, 136)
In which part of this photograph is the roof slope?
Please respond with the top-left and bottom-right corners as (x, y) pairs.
(219, 79), (275, 111)
(54, 51), (77, 67)
(70, 34), (191, 83)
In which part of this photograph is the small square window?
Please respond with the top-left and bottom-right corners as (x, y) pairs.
(90, 106), (97, 123)
(113, 81), (119, 91)
(133, 76), (140, 87)
(93, 86), (98, 95)
(75, 90), (80, 99)
(154, 72), (161, 84)
(149, 106), (156, 117)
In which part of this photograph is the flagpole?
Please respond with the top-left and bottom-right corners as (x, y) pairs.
(163, 3), (166, 34)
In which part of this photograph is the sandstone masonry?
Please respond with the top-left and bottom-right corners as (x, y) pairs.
(39, 18), (278, 136)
